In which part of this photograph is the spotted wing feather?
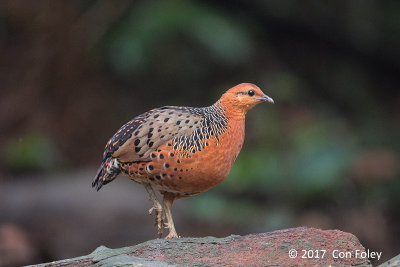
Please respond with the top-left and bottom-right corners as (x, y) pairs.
(105, 106), (204, 163)
(93, 104), (228, 191)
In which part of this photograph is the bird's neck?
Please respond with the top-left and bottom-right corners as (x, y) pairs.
(214, 100), (246, 122)
(212, 101), (246, 170)
(211, 101), (246, 146)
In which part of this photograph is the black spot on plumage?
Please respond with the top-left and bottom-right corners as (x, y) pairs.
(139, 168), (143, 171)
(104, 104), (226, 168)
(151, 153), (156, 158)
(149, 177), (155, 181)
(159, 154), (164, 159)
(156, 175), (161, 180)
(177, 159), (180, 163)
(168, 112), (174, 115)
(174, 168), (178, 171)
(148, 165), (154, 170)
(180, 169), (183, 172)
(161, 135), (165, 138)
(135, 147), (141, 153)
(170, 153), (174, 157)
(165, 163), (169, 168)
(148, 141), (154, 147)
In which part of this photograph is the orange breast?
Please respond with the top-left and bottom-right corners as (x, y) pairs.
(121, 117), (245, 197)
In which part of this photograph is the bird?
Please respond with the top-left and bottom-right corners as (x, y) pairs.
(92, 83), (274, 238)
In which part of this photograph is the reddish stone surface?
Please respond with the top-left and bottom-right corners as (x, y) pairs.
(128, 227), (371, 266)
(36, 227), (373, 267)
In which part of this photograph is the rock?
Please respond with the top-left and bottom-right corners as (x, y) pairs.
(30, 227), (373, 267)
(379, 253), (400, 267)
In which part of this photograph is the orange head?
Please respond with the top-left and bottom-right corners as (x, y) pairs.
(218, 83), (274, 117)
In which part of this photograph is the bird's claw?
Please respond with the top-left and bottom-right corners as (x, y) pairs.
(165, 233), (180, 239)
(163, 222), (179, 238)
(148, 207), (154, 215)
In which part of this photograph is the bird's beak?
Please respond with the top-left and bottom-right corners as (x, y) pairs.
(257, 94), (274, 104)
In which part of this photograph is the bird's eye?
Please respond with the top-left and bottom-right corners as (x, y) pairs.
(247, 90), (255, 96)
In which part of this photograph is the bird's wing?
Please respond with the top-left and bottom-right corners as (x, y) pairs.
(103, 106), (204, 162)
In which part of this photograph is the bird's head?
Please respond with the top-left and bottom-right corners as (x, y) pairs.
(219, 83), (274, 117)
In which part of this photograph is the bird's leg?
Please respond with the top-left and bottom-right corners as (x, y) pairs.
(143, 183), (164, 237)
(162, 193), (179, 238)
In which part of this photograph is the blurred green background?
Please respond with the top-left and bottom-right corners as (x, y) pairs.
(0, 0), (399, 266)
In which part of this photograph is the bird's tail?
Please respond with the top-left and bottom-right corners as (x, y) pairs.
(92, 157), (121, 191)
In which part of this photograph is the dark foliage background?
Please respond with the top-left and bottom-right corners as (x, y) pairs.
(0, 1), (399, 266)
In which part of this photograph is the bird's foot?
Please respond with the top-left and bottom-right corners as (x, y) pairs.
(149, 204), (164, 237)
(165, 232), (180, 239)
(163, 222), (180, 238)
